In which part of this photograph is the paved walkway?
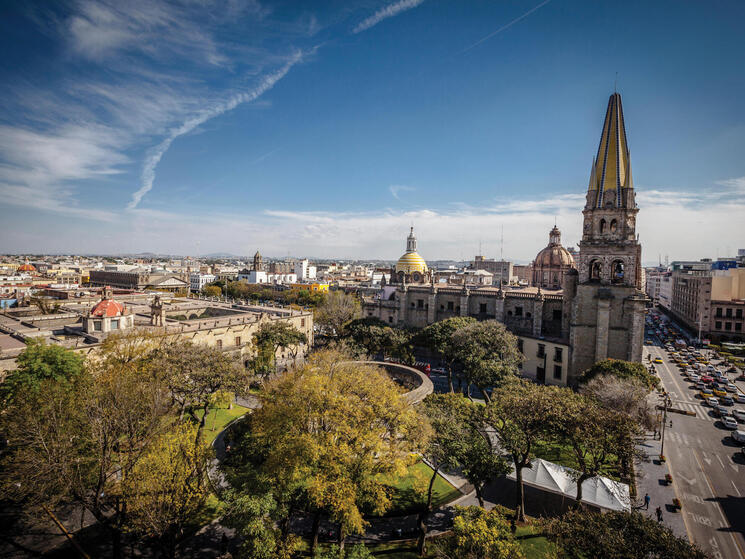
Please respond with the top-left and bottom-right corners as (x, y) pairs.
(634, 435), (688, 539)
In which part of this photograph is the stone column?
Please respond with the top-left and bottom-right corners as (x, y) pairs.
(459, 292), (469, 317)
(495, 292), (505, 322)
(595, 298), (611, 361)
(533, 296), (544, 337)
(628, 295), (646, 362)
(427, 286), (437, 324)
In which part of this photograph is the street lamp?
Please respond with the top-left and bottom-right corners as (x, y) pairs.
(659, 392), (672, 459)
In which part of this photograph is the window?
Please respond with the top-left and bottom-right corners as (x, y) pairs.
(716, 307), (723, 317)
(737, 309), (743, 319)
(610, 219), (617, 233)
(526, 312), (532, 318)
(111, 319), (119, 330)
(517, 339), (524, 353)
(388, 316), (393, 323)
(553, 365), (562, 380)
(411, 302), (415, 308)
(235, 337), (241, 346)
(612, 260), (625, 283)
(447, 301), (454, 311)
(480, 303), (487, 313)
(736, 323), (742, 332)
(537, 344), (546, 358)
(515, 306), (523, 317)
(590, 260), (602, 281)
(301, 318), (305, 327)
(599, 219), (606, 234)
(725, 322), (732, 331)
(554, 347), (563, 362)
(440, 305), (444, 310)
(93, 319), (102, 331)
(216, 340), (223, 349)
(726, 308), (733, 318)
(417, 299), (424, 309)
(553, 309), (562, 321)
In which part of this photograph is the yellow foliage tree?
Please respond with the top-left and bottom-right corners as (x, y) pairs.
(123, 423), (212, 559)
(228, 350), (429, 555)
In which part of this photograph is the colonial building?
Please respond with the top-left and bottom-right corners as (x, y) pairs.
(364, 92), (647, 384)
(531, 226), (575, 290)
(83, 286), (134, 334)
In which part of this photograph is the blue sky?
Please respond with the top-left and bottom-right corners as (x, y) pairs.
(1, 0), (744, 263)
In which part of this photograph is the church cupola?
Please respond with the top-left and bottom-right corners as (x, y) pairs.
(406, 227), (417, 253)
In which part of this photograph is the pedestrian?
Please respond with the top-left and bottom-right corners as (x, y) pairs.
(644, 493), (650, 510)
(656, 506), (663, 522)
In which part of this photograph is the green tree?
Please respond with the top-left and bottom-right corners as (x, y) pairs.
(487, 381), (562, 521)
(450, 321), (522, 402)
(553, 391), (640, 505)
(316, 290), (360, 337)
(0, 339), (85, 404)
(579, 358), (659, 390)
(202, 284), (222, 298)
(581, 375), (656, 433)
(549, 510), (708, 559)
(418, 394), (509, 554)
(420, 317), (476, 393)
(431, 506), (525, 559)
(223, 351), (427, 556)
(252, 320), (308, 372)
(153, 341), (250, 442)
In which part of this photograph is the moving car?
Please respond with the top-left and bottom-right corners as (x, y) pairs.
(714, 405), (730, 417)
(725, 383), (738, 393)
(723, 416), (739, 430)
(700, 389), (714, 400)
(713, 388), (727, 398)
(706, 396), (719, 407)
(721, 395), (735, 406)
(653, 357), (663, 364)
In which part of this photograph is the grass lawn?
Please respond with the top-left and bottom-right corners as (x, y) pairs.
(193, 403), (249, 444)
(380, 460), (462, 516)
(533, 439), (621, 481)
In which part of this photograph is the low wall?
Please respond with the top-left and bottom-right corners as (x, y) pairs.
(356, 361), (434, 404)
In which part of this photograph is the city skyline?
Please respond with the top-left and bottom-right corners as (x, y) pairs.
(1, 1), (744, 260)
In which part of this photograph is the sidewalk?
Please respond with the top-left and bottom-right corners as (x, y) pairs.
(634, 435), (687, 539)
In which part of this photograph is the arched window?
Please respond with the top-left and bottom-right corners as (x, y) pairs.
(612, 260), (625, 283)
(599, 219), (606, 234)
(590, 260), (602, 282)
(610, 219), (618, 233)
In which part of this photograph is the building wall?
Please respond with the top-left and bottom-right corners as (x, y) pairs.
(709, 301), (745, 342)
(517, 335), (570, 385)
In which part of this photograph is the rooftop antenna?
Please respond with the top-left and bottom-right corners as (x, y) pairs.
(478, 238), (482, 257)
(614, 72), (618, 93)
(500, 225), (504, 262)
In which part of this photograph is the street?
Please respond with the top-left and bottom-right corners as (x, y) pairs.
(644, 329), (745, 558)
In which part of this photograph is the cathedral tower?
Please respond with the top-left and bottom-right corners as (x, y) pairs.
(578, 92), (642, 289)
(566, 93), (646, 384)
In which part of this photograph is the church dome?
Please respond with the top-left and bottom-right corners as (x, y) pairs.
(17, 258), (36, 272)
(532, 226), (575, 289)
(396, 251), (428, 274)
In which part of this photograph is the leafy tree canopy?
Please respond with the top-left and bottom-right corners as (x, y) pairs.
(579, 358), (659, 390)
(550, 510), (708, 559)
(432, 506), (525, 559)
(0, 339), (85, 404)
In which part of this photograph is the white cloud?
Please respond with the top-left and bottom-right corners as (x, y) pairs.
(353, 0), (425, 34)
(127, 51), (304, 209)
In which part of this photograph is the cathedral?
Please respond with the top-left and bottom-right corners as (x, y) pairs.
(364, 92), (647, 385)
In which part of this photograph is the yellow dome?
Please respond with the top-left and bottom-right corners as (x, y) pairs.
(396, 252), (428, 274)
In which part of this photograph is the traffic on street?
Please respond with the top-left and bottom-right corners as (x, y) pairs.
(644, 310), (745, 559)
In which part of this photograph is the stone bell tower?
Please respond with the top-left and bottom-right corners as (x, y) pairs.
(566, 93), (647, 384)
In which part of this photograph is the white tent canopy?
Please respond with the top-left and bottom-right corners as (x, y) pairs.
(507, 458), (631, 512)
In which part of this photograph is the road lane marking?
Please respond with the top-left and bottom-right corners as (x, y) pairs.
(732, 480), (741, 497)
(716, 455), (725, 470)
(692, 450), (745, 558)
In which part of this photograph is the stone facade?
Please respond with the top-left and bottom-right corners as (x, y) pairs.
(363, 92), (647, 385)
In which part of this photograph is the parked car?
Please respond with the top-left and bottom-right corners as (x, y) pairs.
(732, 409), (745, 423)
(736, 393), (745, 404)
(713, 388), (727, 398)
(714, 405), (730, 417)
(721, 395), (735, 406)
(732, 430), (745, 444)
(725, 383), (738, 393)
(706, 396), (719, 407)
(723, 416), (740, 430)
(653, 357), (663, 364)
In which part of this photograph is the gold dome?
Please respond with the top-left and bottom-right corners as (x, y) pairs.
(396, 252), (428, 274)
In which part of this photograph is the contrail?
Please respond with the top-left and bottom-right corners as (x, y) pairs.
(128, 51), (303, 210)
(458, 0), (552, 55)
(353, 0), (426, 34)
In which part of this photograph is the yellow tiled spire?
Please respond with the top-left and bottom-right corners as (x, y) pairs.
(587, 93), (634, 209)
